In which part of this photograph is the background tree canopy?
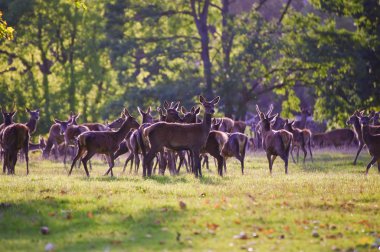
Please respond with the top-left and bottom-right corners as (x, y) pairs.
(0, 0), (379, 135)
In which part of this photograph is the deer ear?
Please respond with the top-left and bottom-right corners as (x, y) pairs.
(173, 102), (180, 110)
(269, 113), (278, 122)
(147, 106), (151, 114)
(190, 106), (195, 113)
(266, 104), (273, 117)
(54, 119), (61, 124)
(11, 111), (16, 117)
(199, 95), (206, 103)
(290, 120), (295, 125)
(137, 106), (143, 115)
(181, 106), (187, 114)
(26, 107), (31, 113)
(164, 101), (170, 109)
(211, 96), (220, 105)
(36, 108), (40, 113)
(194, 107), (200, 115)
(256, 105), (261, 115)
(124, 108), (131, 117)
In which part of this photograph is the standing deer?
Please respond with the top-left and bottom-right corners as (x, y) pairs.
(284, 119), (313, 163)
(0, 105), (16, 162)
(69, 109), (139, 177)
(2, 123), (29, 175)
(293, 107), (311, 129)
(25, 108), (40, 134)
(141, 96), (220, 177)
(256, 105), (293, 174)
(358, 114), (380, 174)
(346, 110), (380, 165)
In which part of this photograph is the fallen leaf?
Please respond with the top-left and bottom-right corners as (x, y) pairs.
(206, 223), (219, 231)
(87, 212), (94, 219)
(179, 201), (187, 210)
(234, 219), (241, 225)
(233, 232), (249, 240)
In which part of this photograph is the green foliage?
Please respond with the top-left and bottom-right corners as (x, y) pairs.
(0, 11), (13, 40)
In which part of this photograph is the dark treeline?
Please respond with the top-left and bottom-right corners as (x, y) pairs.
(0, 0), (379, 135)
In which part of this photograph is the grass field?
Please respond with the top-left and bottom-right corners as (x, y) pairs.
(0, 149), (379, 252)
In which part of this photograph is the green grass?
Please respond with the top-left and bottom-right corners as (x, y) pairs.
(0, 149), (379, 252)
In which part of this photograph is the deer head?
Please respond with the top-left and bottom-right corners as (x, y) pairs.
(256, 105), (278, 131)
(107, 110), (127, 129)
(211, 118), (222, 130)
(163, 101), (182, 122)
(181, 106), (200, 123)
(26, 108), (40, 121)
(1, 105), (16, 125)
(138, 106), (153, 124)
(200, 95), (219, 115)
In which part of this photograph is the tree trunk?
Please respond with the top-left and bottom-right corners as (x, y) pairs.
(191, 0), (213, 98)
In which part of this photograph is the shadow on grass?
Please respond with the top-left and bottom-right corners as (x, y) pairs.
(0, 198), (187, 251)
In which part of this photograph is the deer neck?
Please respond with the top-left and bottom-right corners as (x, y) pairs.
(202, 112), (212, 134)
(115, 121), (134, 141)
(26, 118), (37, 133)
(352, 117), (362, 141)
(361, 124), (372, 144)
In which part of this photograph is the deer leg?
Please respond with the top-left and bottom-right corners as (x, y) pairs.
(23, 136), (29, 175)
(353, 143), (364, 165)
(280, 154), (289, 174)
(302, 144), (307, 164)
(192, 150), (201, 178)
(3, 151), (7, 174)
(290, 145), (296, 163)
(103, 153), (115, 176)
(366, 156), (376, 175)
(144, 148), (158, 177)
(69, 147), (86, 176)
(308, 139), (313, 162)
(267, 153), (272, 174)
(217, 156), (224, 176)
(122, 152), (133, 173)
(135, 153), (140, 174)
(81, 151), (95, 177)
(296, 146), (300, 163)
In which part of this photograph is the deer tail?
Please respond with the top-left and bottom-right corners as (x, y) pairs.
(137, 127), (146, 157)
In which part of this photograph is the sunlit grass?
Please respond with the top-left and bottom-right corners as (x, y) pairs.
(0, 149), (379, 251)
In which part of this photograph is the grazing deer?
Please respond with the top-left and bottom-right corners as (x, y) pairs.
(232, 121), (247, 133)
(212, 117), (234, 132)
(54, 114), (90, 165)
(284, 119), (313, 163)
(321, 129), (358, 148)
(221, 132), (248, 175)
(121, 107), (154, 174)
(346, 110), (380, 165)
(50, 142), (76, 158)
(25, 108), (40, 134)
(256, 105), (293, 174)
(358, 114), (380, 174)
(311, 133), (325, 148)
(69, 109), (140, 177)
(202, 130), (228, 176)
(141, 96), (220, 177)
(29, 137), (46, 152)
(2, 123), (29, 174)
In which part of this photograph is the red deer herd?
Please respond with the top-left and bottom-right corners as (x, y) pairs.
(0, 97), (380, 177)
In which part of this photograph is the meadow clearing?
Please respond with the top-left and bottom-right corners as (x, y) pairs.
(0, 149), (379, 252)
